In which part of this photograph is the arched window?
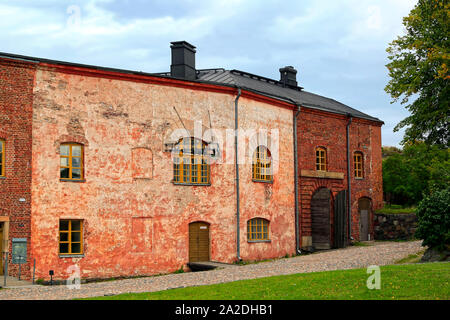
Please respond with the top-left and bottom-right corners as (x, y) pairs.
(60, 143), (84, 181)
(354, 151), (363, 178)
(173, 137), (210, 185)
(0, 139), (5, 177)
(247, 218), (270, 241)
(252, 146), (273, 182)
(316, 147), (327, 171)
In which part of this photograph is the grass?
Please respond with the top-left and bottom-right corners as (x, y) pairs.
(352, 242), (374, 247)
(395, 249), (426, 264)
(83, 262), (450, 300)
(375, 204), (416, 215)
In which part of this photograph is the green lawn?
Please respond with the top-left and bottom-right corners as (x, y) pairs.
(375, 204), (416, 215)
(85, 262), (449, 300)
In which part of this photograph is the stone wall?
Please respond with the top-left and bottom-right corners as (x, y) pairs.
(373, 213), (418, 241)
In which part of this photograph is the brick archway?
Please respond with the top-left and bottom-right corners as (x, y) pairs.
(299, 177), (345, 250)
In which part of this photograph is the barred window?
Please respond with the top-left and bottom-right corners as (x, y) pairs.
(354, 152), (363, 178)
(0, 139), (5, 177)
(59, 220), (83, 255)
(316, 147), (327, 171)
(247, 218), (270, 241)
(252, 146), (273, 182)
(173, 138), (210, 185)
(60, 143), (84, 181)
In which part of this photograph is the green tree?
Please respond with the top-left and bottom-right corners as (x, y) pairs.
(385, 0), (450, 147)
(382, 142), (449, 205)
(415, 187), (450, 251)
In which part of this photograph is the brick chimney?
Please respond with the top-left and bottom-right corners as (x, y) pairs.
(279, 66), (298, 88)
(170, 41), (196, 81)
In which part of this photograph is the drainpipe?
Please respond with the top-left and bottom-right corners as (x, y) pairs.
(293, 105), (301, 255)
(346, 114), (354, 242)
(235, 87), (242, 261)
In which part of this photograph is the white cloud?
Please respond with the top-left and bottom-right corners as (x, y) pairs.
(0, 0), (419, 146)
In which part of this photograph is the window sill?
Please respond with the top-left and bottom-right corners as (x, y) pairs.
(252, 179), (273, 184)
(0, 176), (5, 180)
(59, 254), (85, 258)
(60, 179), (86, 183)
(355, 178), (364, 180)
(247, 240), (271, 243)
(172, 182), (211, 187)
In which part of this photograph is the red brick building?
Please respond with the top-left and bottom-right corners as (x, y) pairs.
(0, 42), (383, 281)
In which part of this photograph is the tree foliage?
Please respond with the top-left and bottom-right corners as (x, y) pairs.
(415, 187), (450, 251)
(385, 0), (450, 147)
(382, 142), (449, 205)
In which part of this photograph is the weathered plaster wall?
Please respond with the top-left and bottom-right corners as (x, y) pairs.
(30, 67), (295, 280)
(0, 59), (36, 279)
(297, 108), (383, 248)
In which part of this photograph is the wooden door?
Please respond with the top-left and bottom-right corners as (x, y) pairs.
(359, 198), (371, 241)
(334, 190), (348, 248)
(189, 222), (210, 262)
(0, 223), (3, 275)
(311, 188), (331, 250)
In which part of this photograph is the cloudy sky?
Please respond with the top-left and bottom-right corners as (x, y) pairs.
(0, 0), (417, 146)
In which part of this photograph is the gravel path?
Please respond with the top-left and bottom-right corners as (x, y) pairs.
(0, 241), (423, 300)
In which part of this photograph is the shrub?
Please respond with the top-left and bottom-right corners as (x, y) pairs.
(415, 188), (450, 251)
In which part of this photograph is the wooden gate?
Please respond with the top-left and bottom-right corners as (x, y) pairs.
(311, 188), (331, 250)
(358, 198), (371, 241)
(189, 222), (210, 262)
(334, 190), (348, 248)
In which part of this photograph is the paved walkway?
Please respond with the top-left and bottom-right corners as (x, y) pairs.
(0, 241), (423, 300)
(0, 276), (33, 289)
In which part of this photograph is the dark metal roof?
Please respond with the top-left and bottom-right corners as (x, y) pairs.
(198, 69), (383, 123)
(0, 51), (383, 123)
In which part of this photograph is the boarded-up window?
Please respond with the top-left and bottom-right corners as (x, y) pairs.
(131, 148), (153, 179)
(131, 217), (152, 252)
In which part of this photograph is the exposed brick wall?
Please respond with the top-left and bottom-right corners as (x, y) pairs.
(297, 108), (383, 248)
(0, 59), (36, 279)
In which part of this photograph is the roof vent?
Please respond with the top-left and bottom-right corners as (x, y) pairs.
(279, 66), (298, 88)
(170, 41), (196, 81)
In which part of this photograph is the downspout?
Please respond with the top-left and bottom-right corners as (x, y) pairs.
(346, 115), (354, 242)
(293, 105), (301, 255)
(235, 87), (242, 261)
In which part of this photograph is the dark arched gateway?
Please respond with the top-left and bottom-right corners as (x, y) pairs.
(311, 188), (331, 250)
